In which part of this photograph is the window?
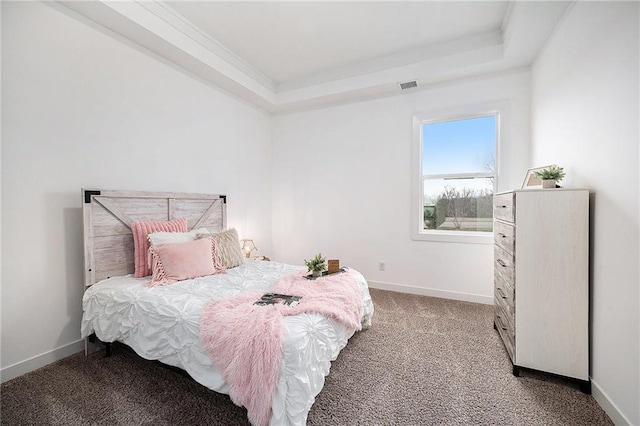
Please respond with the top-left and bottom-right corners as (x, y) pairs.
(412, 103), (504, 244)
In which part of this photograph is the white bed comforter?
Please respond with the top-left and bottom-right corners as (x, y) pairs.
(81, 259), (374, 426)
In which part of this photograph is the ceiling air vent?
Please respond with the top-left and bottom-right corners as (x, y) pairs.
(399, 80), (418, 90)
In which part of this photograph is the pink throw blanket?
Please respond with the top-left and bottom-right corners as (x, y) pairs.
(199, 269), (364, 426)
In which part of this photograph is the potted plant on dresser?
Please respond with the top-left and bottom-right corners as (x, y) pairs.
(534, 164), (566, 188)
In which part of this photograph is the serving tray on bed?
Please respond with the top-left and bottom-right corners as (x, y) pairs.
(303, 267), (348, 280)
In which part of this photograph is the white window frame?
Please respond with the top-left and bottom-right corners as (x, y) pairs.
(411, 101), (507, 244)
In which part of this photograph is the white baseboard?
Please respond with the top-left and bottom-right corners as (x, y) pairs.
(367, 280), (493, 305)
(1, 339), (85, 384)
(591, 378), (633, 426)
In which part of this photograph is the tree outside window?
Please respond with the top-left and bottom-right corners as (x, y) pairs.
(421, 115), (497, 233)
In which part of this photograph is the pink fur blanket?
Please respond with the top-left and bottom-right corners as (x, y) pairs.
(199, 269), (364, 426)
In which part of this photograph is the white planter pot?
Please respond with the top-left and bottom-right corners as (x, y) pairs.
(542, 179), (556, 189)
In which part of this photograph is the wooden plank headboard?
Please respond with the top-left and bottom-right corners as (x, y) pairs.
(82, 189), (227, 287)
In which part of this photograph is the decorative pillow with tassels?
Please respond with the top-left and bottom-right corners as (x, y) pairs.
(147, 237), (226, 287)
(131, 217), (188, 278)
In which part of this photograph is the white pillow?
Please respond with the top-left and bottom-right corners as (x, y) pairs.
(148, 228), (210, 246)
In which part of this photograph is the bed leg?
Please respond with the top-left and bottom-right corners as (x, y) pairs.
(105, 342), (112, 358)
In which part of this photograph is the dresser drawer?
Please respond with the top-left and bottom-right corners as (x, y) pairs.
(494, 220), (515, 254)
(494, 274), (515, 319)
(494, 192), (515, 223)
(495, 304), (515, 361)
(494, 245), (515, 284)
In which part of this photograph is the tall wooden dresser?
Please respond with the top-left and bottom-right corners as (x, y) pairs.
(493, 189), (590, 392)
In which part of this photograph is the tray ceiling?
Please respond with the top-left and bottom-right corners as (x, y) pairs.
(166, 1), (510, 83)
(56, 1), (571, 113)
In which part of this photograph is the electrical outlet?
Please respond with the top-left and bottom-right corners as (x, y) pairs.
(378, 261), (386, 271)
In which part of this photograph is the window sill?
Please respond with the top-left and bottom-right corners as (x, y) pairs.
(412, 230), (493, 245)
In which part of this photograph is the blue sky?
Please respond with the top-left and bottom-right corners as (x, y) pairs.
(422, 115), (496, 176)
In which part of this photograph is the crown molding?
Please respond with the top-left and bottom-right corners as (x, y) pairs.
(58, 0), (277, 105)
(135, 0), (276, 92)
(277, 30), (504, 93)
(274, 40), (504, 111)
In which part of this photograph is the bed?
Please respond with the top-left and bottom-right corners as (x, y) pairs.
(80, 189), (374, 426)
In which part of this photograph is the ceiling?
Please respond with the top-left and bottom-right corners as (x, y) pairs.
(57, 1), (571, 113)
(166, 1), (510, 83)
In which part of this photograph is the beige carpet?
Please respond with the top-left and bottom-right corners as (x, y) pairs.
(1, 289), (612, 425)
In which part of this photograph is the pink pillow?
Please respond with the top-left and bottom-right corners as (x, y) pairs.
(131, 217), (187, 278)
(147, 237), (226, 287)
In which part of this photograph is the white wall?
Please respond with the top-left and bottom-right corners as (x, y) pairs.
(531, 3), (639, 424)
(272, 71), (530, 303)
(1, 2), (272, 380)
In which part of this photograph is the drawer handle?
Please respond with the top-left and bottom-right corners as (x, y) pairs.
(496, 259), (507, 267)
(496, 315), (508, 331)
(496, 205), (508, 209)
(498, 233), (507, 238)
(496, 287), (507, 299)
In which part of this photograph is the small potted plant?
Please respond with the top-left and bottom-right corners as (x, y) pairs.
(534, 164), (566, 188)
(304, 253), (326, 278)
